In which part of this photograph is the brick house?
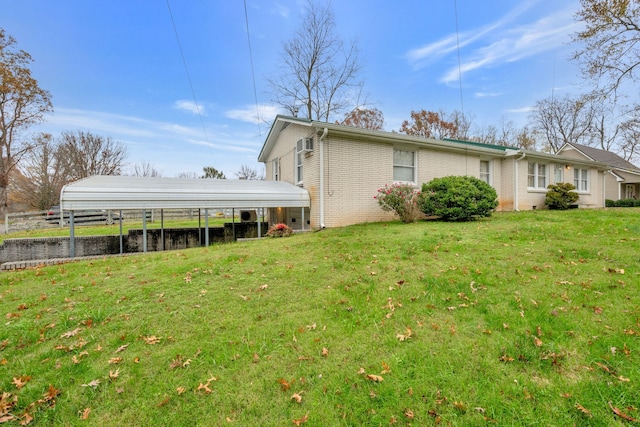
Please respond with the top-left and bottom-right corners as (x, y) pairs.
(557, 142), (640, 201)
(258, 115), (610, 229)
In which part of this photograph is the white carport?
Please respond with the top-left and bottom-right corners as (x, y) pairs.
(59, 175), (310, 257)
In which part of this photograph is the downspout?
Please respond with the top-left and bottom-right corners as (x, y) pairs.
(514, 152), (526, 211)
(319, 127), (328, 228)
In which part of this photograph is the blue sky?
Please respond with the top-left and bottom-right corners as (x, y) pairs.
(3, 0), (583, 178)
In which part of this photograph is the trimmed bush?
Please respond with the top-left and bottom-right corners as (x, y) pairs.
(545, 182), (579, 210)
(374, 183), (421, 223)
(418, 176), (498, 221)
(606, 198), (640, 207)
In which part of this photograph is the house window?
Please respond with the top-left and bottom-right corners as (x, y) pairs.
(480, 160), (491, 184)
(573, 168), (589, 191)
(272, 158), (280, 181)
(295, 141), (304, 184)
(527, 162), (547, 189)
(393, 149), (416, 182)
(553, 164), (564, 184)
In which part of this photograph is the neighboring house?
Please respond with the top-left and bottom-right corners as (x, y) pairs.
(258, 115), (609, 229)
(557, 142), (640, 201)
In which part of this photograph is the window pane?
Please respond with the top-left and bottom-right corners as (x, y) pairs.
(394, 150), (414, 167)
(394, 166), (414, 182)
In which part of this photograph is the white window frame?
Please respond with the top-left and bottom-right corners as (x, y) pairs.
(272, 158), (280, 181)
(527, 162), (548, 190)
(393, 148), (416, 183)
(480, 160), (491, 184)
(573, 168), (589, 192)
(295, 141), (304, 185)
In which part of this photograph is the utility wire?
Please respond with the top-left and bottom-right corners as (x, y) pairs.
(454, 0), (465, 116)
(166, 0), (211, 148)
(243, 0), (262, 136)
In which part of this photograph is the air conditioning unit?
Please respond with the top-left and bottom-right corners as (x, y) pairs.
(240, 210), (257, 222)
(297, 138), (314, 153)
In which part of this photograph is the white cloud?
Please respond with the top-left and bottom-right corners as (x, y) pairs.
(272, 2), (290, 18)
(174, 100), (207, 115)
(225, 104), (282, 124)
(405, 2), (579, 84)
(504, 106), (535, 114)
(475, 91), (503, 98)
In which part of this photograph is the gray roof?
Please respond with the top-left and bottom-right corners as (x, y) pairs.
(565, 143), (640, 172)
(60, 175), (310, 210)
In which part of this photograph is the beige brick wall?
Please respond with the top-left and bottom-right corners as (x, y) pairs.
(261, 122), (609, 228)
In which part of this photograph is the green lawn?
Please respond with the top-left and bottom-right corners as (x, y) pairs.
(1, 208), (639, 426)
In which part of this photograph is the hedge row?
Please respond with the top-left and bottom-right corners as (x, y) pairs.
(605, 198), (640, 207)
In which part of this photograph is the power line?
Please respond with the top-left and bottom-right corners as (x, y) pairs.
(453, 0), (465, 116)
(243, 0), (262, 136)
(166, 0), (211, 149)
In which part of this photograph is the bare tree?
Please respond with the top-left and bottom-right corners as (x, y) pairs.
(529, 94), (596, 152)
(176, 171), (199, 179)
(13, 133), (64, 210)
(130, 161), (162, 177)
(234, 164), (263, 180)
(572, 0), (640, 97)
(56, 131), (127, 180)
(267, 1), (363, 121)
(0, 29), (53, 214)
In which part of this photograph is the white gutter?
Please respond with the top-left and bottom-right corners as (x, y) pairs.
(514, 152), (526, 211)
(319, 127), (328, 228)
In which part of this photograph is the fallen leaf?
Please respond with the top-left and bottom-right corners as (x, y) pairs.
(291, 393), (303, 403)
(114, 344), (129, 353)
(533, 337), (543, 347)
(292, 412), (308, 426)
(12, 376), (32, 390)
(381, 361), (391, 374)
(42, 385), (61, 402)
(609, 401), (637, 422)
(321, 347), (329, 357)
(575, 403), (592, 417)
(108, 357), (123, 364)
(277, 378), (294, 392)
(60, 328), (81, 339)
(82, 379), (100, 389)
(404, 408), (415, 419)
(366, 374), (384, 382)
(19, 411), (33, 425)
(142, 336), (161, 345)
(80, 407), (91, 420)
(109, 369), (120, 380)
(176, 386), (186, 395)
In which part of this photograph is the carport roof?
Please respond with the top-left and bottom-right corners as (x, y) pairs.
(60, 175), (310, 210)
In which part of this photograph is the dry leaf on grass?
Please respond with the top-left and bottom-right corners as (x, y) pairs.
(366, 374), (384, 382)
(292, 412), (308, 426)
(609, 402), (637, 422)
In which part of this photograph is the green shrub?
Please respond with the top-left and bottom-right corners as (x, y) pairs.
(374, 183), (421, 223)
(545, 183), (579, 210)
(418, 175), (498, 221)
(607, 198), (640, 207)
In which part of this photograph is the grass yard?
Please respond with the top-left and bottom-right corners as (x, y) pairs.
(1, 208), (639, 426)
